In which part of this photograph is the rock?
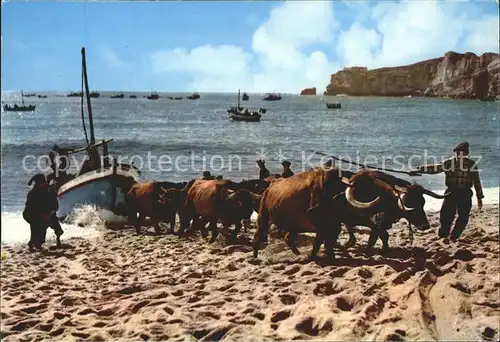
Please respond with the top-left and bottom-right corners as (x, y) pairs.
(300, 87), (317, 95)
(324, 51), (499, 101)
(482, 327), (496, 340)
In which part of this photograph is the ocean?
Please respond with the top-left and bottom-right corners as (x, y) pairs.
(1, 92), (499, 244)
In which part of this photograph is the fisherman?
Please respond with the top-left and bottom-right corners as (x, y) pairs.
(47, 144), (70, 188)
(23, 174), (62, 250)
(202, 171), (215, 180)
(256, 160), (270, 179)
(410, 141), (484, 241)
(281, 160), (294, 178)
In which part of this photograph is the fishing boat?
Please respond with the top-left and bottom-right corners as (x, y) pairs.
(23, 92), (36, 97)
(326, 102), (341, 109)
(89, 91), (100, 98)
(37, 94), (48, 99)
(67, 91), (83, 97)
(146, 92), (159, 100)
(54, 47), (140, 219)
(3, 91), (36, 112)
(242, 92), (249, 101)
(110, 92), (124, 99)
(187, 92), (200, 100)
(227, 89), (262, 122)
(129, 95), (137, 99)
(263, 93), (282, 101)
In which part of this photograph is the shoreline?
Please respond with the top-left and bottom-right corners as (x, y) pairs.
(1, 205), (498, 341)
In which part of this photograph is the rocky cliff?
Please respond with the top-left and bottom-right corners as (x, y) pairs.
(300, 87), (317, 95)
(324, 52), (500, 100)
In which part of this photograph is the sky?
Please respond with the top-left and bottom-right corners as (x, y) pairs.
(2, 0), (499, 93)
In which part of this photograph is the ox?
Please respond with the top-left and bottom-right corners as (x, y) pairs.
(178, 179), (261, 242)
(335, 169), (449, 251)
(125, 181), (187, 234)
(252, 166), (360, 260)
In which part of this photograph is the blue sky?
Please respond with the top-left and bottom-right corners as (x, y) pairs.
(2, 1), (499, 93)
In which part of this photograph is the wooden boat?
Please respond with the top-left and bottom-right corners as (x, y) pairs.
(326, 102), (341, 109)
(227, 90), (262, 122)
(110, 92), (124, 99)
(37, 95), (48, 98)
(55, 48), (140, 219)
(146, 92), (159, 100)
(3, 91), (36, 112)
(187, 92), (200, 100)
(89, 91), (100, 98)
(263, 93), (282, 101)
(24, 93), (36, 97)
(67, 91), (83, 97)
(129, 95), (137, 99)
(242, 92), (249, 101)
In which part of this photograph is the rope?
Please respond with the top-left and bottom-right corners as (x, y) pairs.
(312, 150), (422, 176)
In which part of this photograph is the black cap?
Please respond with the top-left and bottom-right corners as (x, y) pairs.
(203, 171), (211, 176)
(281, 160), (291, 167)
(28, 174), (47, 186)
(453, 141), (469, 152)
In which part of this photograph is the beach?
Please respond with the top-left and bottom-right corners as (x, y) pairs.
(1, 204), (498, 341)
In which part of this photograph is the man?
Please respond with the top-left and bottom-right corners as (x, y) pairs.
(202, 171), (215, 180)
(256, 160), (270, 180)
(410, 141), (484, 241)
(281, 160), (294, 178)
(47, 145), (70, 188)
(23, 174), (62, 250)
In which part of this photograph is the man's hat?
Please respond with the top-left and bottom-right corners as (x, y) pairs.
(281, 160), (291, 167)
(28, 174), (47, 186)
(203, 171), (212, 176)
(453, 141), (469, 152)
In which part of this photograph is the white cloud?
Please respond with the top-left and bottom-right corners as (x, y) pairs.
(100, 47), (128, 69)
(149, 0), (499, 93)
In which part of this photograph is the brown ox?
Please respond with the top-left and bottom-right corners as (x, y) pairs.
(178, 179), (261, 242)
(252, 166), (362, 259)
(125, 181), (187, 234)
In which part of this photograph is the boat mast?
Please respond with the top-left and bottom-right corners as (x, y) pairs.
(21, 90), (24, 105)
(238, 89), (240, 109)
(81, 47), (96, 145)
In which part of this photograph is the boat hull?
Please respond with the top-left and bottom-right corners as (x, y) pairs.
(3, 105), (36, 112)
(57, 166), (140, 219)
(229, 112), (261, 122)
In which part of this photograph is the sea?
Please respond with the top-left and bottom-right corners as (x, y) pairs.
(1, 91), (499, 245)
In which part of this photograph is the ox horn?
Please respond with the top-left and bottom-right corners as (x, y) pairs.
(345, 186), (381, 209)
(422, 188), (450, 199)
(398, 193), (415, 212)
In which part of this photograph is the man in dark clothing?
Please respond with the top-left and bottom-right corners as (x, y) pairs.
(256, 160), (270, 180)
(23, 174), (62, 250)
(410, 141), (484, 241)
(281, 160), (294, 178)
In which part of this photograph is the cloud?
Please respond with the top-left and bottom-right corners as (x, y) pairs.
(149, 0), (499, 93)
(100, 47), (128, 69)
(338, 0), (499, 68)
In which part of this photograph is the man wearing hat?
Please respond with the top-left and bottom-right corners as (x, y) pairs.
(281, 160), (294, 178)
(202, 171), (215, 180)
(23, 174), (62, 250)
(410, 141), (484, 241)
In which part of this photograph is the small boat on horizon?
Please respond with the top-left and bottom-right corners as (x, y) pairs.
(110, 92), (125, 99)
(67, 91), (83, 97)
(129, 94), (137, 99)
(263, 93), (282, 101)
(146, 92), (160, 100)
(227, 89), (263, 122)
(326, 102), (341, 109)
(23, 93), (36, 97)
(187, 92), (200, 100)
(37, 94), (48, 98)
(3, 90), (36, 112)
(89, 91), (100, 98)
(242, 92), (249, 101)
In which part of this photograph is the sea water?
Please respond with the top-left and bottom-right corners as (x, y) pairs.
(2, 92), (498, 244)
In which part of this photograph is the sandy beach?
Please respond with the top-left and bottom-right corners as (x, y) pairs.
(1, 205), (498, 341)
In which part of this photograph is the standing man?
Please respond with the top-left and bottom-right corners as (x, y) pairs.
(411, 142), (484, 241)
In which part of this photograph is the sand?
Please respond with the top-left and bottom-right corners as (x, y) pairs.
(1, 205), (499, 341)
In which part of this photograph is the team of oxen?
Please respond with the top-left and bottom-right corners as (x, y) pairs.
(124, 164), (449, 260)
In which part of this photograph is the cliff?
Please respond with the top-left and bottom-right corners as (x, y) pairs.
(324, 52), (500, 100)
(300, 87), (317, 95)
